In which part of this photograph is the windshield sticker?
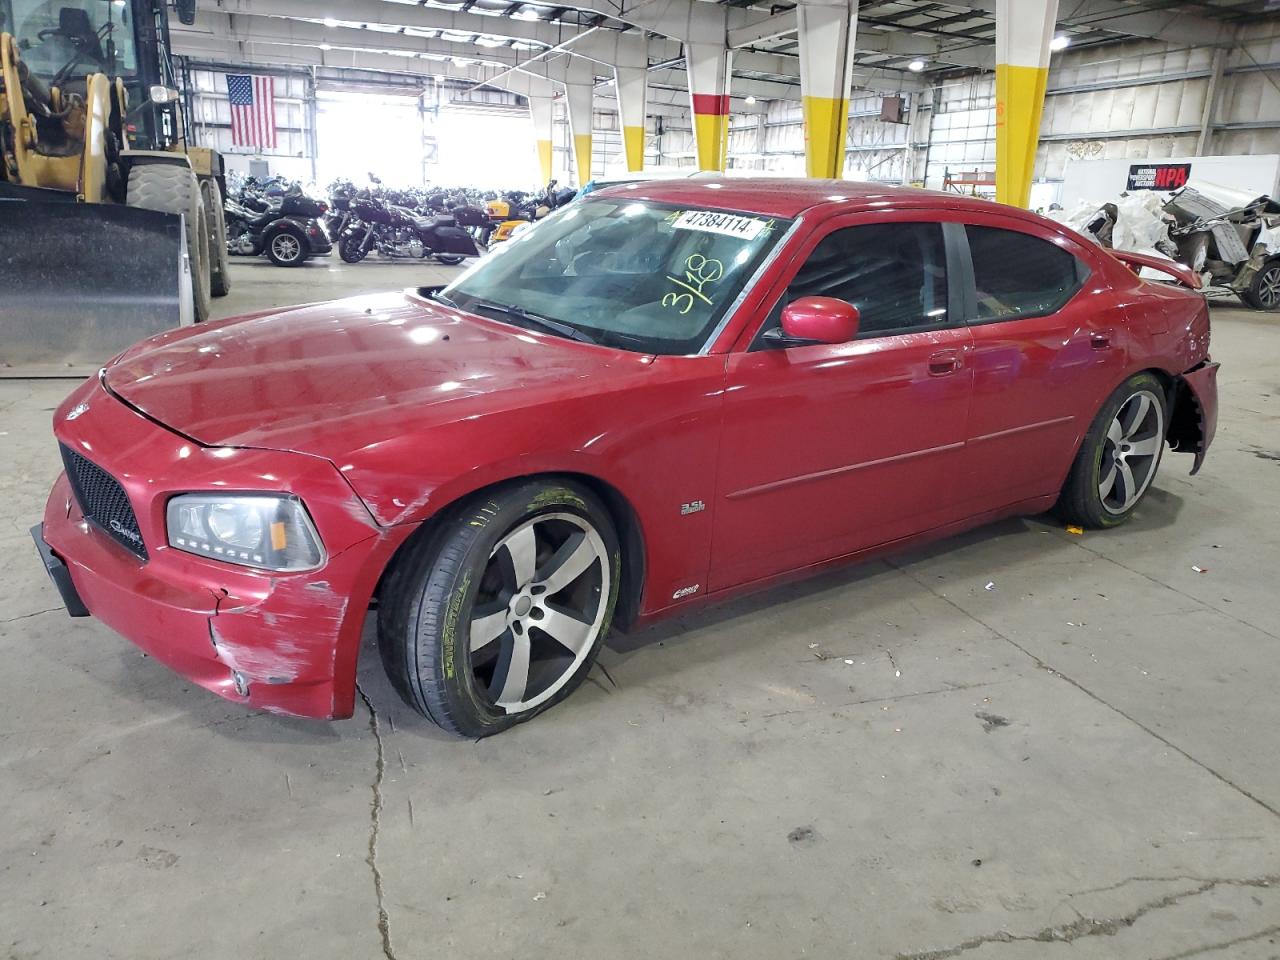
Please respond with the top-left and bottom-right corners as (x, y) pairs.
(670, 210), (769, 240)
(663, 254), (724, 315)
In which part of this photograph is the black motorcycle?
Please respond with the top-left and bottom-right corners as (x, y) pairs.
(225, 191), (332, 267)
(338, 196), (481, 265)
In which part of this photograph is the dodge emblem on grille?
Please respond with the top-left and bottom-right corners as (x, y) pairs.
(65, 401), (89, 421)
(109, 518), (143, 546)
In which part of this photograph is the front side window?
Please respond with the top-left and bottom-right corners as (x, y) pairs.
(762, 222), (950, 341)
(441, 199), (788, 355)
(967, 225), (1086, 322)
(3, 0), (139, 81)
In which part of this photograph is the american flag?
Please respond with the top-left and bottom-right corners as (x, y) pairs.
(226, 74), (277, 149)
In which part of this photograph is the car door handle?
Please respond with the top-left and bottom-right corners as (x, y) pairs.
(1090, 329), (1114, 350)
(927, 350), (962, 376)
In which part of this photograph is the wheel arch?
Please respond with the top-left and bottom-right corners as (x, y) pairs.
(373, 470), (648, 632)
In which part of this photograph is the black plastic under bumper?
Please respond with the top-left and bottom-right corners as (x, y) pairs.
(30, 523), (90, 617)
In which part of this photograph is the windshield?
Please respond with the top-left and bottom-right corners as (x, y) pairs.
(441, 198), (788, 355)
(2, 0), (139, 80)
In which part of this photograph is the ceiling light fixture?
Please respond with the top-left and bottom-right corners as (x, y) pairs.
(1050, 34), (1071, 51)
(319, 42), (332, 50)
(907, 59), (926, 72)
(744, 95), (757, 105)
(323, 16), (338, 28)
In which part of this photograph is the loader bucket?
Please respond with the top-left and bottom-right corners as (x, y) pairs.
(0, 195), (193, 378)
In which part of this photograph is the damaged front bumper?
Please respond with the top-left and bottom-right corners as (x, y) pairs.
(35, 378), (415, 719)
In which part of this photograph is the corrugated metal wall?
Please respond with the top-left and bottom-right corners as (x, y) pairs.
(182, 21), (1280, 191)
(186, 68), (313, 176)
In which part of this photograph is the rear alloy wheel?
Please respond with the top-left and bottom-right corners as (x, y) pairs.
(267, 230), (305, 267)
(1241, 261), (1280, 311)
(1057, 372), (1167, 528)
(378, 480), (620, 737)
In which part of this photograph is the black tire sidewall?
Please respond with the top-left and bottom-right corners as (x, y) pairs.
(267, 228), (306, 266)
(1244, 261), (1280, 311)
(386, 481), (621, 737)
(1059, 372), (1168, 528)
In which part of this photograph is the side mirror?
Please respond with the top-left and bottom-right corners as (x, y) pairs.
(766, 296), (861, 347)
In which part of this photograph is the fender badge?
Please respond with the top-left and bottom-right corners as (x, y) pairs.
(672, 584), (700, 600)
(680, 500), (705, 516)
(65, 401), (89, 421)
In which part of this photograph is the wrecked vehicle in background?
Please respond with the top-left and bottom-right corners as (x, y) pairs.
(1050, 181), (1280, 311)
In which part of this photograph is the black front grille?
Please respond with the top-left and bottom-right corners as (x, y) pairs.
(60, 445), (148, 560)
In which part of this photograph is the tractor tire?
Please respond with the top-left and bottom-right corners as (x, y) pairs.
(201, 177), (232, 298)
(126, 163), (211, 323)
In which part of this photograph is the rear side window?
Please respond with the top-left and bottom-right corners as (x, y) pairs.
(966, 225), (1086, 322)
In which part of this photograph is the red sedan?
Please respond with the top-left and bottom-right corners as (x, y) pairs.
(34, 179), (1219, 736)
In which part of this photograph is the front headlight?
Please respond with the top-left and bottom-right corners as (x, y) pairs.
(166, 494), (325, 571)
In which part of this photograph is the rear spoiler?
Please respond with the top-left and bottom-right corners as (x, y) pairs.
(1109, 249), (1203, 290)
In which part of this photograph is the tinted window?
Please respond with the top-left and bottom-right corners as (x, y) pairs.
(967, 226), (1085, 321)
(774, 222), (949, 338)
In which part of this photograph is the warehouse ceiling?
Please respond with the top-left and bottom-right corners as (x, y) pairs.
(171, 0), (1280, 94)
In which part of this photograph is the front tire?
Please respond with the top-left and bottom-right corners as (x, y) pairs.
(1057, 372), (1168, 528)
(127, 163), (210, 322)
(339, 236), (369, 263)
(378, 480), (621, 737)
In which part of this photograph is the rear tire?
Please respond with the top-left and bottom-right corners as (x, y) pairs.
(267, 228), (306, 267)
(1240, 260), (1280, 311)
(378, 479), (621, 738)
(126, 163), (210, 322)
(434, 253), (466, 265)
(202, 178), (232, 297)
(1056, 372), (1168, 529)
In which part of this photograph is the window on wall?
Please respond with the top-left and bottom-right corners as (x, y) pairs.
(966, 226), (1086, 322)
(772, 222), (950, 338)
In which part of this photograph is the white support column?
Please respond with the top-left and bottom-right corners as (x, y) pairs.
(562, 58), (597, 186)
(796, 0), (858, 179)
(530, 94), (555, 183)
(685, 42), (733, 171)
(994, 0), (1059, 207)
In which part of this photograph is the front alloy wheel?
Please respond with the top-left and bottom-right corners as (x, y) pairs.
(378, 480), (620, 737)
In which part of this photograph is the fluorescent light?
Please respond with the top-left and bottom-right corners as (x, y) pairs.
(323, 16), (339, 28)
(907, 59), (926, 72)
(744, 95), (756, 105)
(319, 42), (332, 50)
(512, 7), (540, 19)
(1050, 34), (1071, 51)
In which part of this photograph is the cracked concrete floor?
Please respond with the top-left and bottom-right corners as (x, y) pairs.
(2, 260), (1279, 960)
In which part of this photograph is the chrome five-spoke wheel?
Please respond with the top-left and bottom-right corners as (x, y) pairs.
(1099, 389), (1164, 515)
(468, 513), (609, 713)
(378, 480), (620, 737)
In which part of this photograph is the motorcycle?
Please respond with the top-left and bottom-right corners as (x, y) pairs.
(338, 196), (481, 264)
(224, 190), (332, 267)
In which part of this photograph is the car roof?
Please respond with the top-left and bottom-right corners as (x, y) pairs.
(589, 176), (1034, 222)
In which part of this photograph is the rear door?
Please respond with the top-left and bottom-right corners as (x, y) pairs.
(709, 216), (974, 592)
(953, 219), (1127, 511)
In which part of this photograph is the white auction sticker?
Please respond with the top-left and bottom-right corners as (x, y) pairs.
(671, 210), (769, 240)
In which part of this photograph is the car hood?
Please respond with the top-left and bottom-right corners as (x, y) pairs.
(104, 290), (646, 460)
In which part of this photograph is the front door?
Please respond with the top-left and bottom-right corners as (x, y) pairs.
(710, 218), (975, 592)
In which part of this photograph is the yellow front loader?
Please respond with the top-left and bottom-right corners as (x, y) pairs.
(0, 0), (230, 376)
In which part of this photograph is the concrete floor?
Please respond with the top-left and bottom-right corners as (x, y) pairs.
(2, 257), (1279, 960)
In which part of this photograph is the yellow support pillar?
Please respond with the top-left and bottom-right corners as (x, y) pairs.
(564, 67), (595, 186)
(685, 43), (733, 172)
(615, 64), (648, 172)
(529, 94), (555, 183)
(994, 0), (1058, 207)
(797, 0), (858, 179)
